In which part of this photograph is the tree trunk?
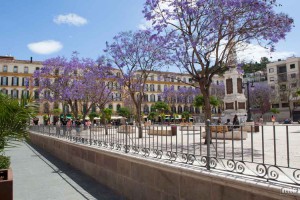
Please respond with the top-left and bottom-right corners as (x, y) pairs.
(137, 102), (143, 138)
(202, 87), (212, 144)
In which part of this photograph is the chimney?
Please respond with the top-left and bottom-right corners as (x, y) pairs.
(30, 57), (33, 63)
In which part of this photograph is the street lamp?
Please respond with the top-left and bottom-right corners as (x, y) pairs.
(242, 80), (254, 122)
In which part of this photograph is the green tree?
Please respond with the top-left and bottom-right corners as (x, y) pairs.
(151, 102), (169, 114)
(0, 93), (30, 169)
(194, 95), (221, 109)
(88, 112), (99, 123)
(101, 108), (112, 124)
(117, 107), (131, 118)
(181, 111), (190, 122)
(151, 101), (169, 123)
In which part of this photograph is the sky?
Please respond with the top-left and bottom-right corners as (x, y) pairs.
(0, 0), (299, 64)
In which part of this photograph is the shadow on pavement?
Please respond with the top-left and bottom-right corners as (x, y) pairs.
(26, 142), (124, 200)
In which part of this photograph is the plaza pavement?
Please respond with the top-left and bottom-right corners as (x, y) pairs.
(5, 141), (124, 200)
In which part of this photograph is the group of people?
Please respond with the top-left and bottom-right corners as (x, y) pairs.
(217, 114), (240, 131)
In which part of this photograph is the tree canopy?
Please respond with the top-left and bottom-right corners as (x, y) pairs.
(143, 0), (294, 120)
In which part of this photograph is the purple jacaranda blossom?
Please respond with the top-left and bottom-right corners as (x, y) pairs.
(143, 0), (294, 120)
(104, 29), (171, 133)
(33, 53), (113, 119)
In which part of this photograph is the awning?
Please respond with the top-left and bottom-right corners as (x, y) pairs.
(111, 116), (124, 120)
(60, 114), (72, 119)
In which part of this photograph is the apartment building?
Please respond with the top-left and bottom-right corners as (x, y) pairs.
(266, 57), (300, 120)
(0, 55), (41, 101)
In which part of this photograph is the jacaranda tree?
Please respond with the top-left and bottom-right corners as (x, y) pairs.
(143, 0), (294, 120)
(33, 53), (113, 120)
(247, 82), (272, 115)
(105, 29), (171, 138)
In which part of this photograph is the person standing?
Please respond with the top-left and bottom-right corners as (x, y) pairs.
(232, 115), (240, 129)
(271, 115), (276, 125)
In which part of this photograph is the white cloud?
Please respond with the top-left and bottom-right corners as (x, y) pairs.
(237, 43), (297, 63)
(53, 13), (87, 26)
(27, 40), (63, 55)
(138, 20), (152, 30)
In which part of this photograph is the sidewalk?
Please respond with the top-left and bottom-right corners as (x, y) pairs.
(5, 141), (123, 200)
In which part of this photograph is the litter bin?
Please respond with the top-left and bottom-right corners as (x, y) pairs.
(171, 126), (177, 136)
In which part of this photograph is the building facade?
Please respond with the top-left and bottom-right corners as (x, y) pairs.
(266, 57), (300, 120)
(0, 56), (224, 122)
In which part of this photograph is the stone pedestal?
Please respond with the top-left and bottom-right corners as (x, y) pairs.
(223, 67), (247, 122)
(243, 121), (255, 132)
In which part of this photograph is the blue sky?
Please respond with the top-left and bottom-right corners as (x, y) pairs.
(0, 0), (299, 63)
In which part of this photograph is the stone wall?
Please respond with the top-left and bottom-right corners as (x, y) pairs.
(29, 132), (298, 200)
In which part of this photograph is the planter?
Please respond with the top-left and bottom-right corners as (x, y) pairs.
(0, 168), (13, 200)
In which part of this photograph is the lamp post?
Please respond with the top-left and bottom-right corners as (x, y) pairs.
(242, 80), (254, 122)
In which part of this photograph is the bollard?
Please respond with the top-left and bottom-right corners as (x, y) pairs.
(89, 126), (92, 145)
(125, 123), (128, 153)
(206, 119), (211, 170)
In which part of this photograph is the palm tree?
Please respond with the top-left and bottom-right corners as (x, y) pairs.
(0, 93), (30, 168)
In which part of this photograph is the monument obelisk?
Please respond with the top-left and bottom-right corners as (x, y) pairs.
(222, 31), (247, 123)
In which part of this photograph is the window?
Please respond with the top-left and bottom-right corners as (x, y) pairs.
(171, 76), (174, 82)
(282, 103), (289, 108)
(178, 106), (182, 113)
(34, 78), (39, 86)
(13, 66), (18, 73)
(290, 64), (295, 69)
(12, 77), (19, 86)
(54, 69), (59, 75)
(280, 84), (286, 91)
(158, 95), (161, 101)
(3, 65), (7, 72)
(145, 84), (149, 91)
(150, 94), (155, 102)
(177, 78), (181, 82)
(109, 104), (113, 110)
(11, 90), (19, 99)
(1, 77), (8, 86)
(178, 86), (180, 90)
(188, 78), (193, 83)
(151, 76), (154, 81)
(24, 66), (29, 73)
(34, 90), (39, 99)
(164, 85), (168, 91)
(269, 68), (274, 73)
(291, 83), (297, 88)
(143, 105), (149, 114)
(269, 77), (274, 82)
(157, 85), (161, 92)
(272, 104), (279, 108)
(144, 94), (148, 102)
(35, 67), (40, 71)
(44, 103), (50, 114)
(278, 66), (287, 73)
(117, 104), (121, 110)
(44, 90), (50, 99)
(22, 90), (29, 98)
(183, 78), (186, 83)
(1, 89), (8, 95)
(291, 73), (296, 79)
(157, 76), (161, 81)
(115, 93), (122, 101)
(150, 84), (155, 91)
(22, 77), (28, 86)
(116, 72), (120, 77)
